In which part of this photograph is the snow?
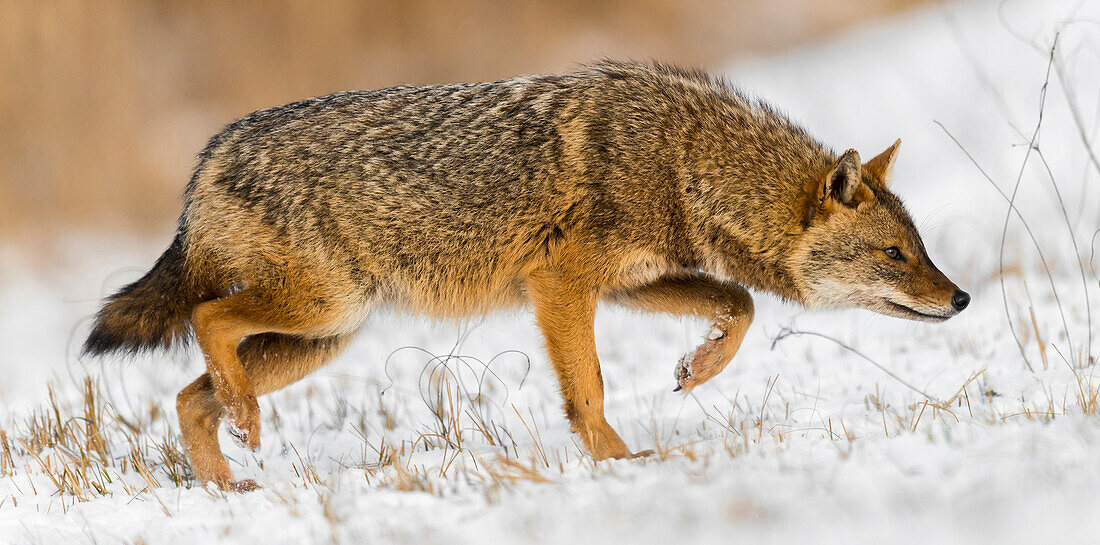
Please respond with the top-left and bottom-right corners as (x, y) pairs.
(2, 1), (1099, 543)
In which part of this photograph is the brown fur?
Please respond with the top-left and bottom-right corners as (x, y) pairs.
(83, 61), (965, 491)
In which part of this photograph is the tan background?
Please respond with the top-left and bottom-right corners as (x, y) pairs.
(0, 0), (930, 250)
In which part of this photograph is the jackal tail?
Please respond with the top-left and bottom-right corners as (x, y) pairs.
(82, 234), (202, 356)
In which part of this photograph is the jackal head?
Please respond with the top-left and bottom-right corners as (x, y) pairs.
(789, 140), (969, 322)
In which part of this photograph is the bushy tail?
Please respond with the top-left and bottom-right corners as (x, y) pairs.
(82, 235), (202, 357)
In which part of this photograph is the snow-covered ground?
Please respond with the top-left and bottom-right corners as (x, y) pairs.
(2, 1), (1099, 543)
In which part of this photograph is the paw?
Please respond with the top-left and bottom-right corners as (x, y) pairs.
(226, 395), (261, 451)
(576, 421), (634, 461)
(212, 478), (263, 493)
(607, 448), (654, 460)
(673, 352), (694, 393)
(674, 330), (734, 394)
(230, 479), (263, 493)
(584, 437), (629, 461)
(600, 447), (655, 461)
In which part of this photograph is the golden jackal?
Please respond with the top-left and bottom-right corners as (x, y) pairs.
(84, 61), (969, 491)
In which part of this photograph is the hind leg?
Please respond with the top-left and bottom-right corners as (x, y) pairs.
(190, 288), (365, 450)
(190, 292), (274, 453)
(181, 285), (361, 490)
(177, 333), (352, 491)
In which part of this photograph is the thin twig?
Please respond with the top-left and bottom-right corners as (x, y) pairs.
(999, 36), (1066, 360)
(934, 36), (1068, 371)
(1036, 149), (1092, 365)
(771, 328), (940, 404)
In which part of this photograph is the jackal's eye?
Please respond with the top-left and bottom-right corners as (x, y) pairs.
(883, 247), (903, 261)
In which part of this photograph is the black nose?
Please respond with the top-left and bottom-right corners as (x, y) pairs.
(951, 290), (970, 311)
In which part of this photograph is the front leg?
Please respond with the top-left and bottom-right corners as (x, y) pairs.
(605, 274), (754, 393)
(526, 267), (644, 460)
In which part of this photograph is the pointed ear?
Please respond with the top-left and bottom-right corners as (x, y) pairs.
(822, 149), (864, 205)
(862, 138), (901, 186)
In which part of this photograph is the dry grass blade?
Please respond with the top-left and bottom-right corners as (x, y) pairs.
(511, 405), (549, 467)
(1035, 148), (1094, 366)
(0, 430), (13, 477)
(483, 456), (551, 484)
(82, 377), (110, 466)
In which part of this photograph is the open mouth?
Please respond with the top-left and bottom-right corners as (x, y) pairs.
(883, 300), (952, 322)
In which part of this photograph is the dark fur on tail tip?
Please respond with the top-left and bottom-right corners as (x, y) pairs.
(82, 235), (200, 357)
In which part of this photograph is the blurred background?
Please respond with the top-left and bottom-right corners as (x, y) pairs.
(0, 0), (932, 257)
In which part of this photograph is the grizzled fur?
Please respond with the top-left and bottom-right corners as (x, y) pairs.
(84, 61), (965, 491)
